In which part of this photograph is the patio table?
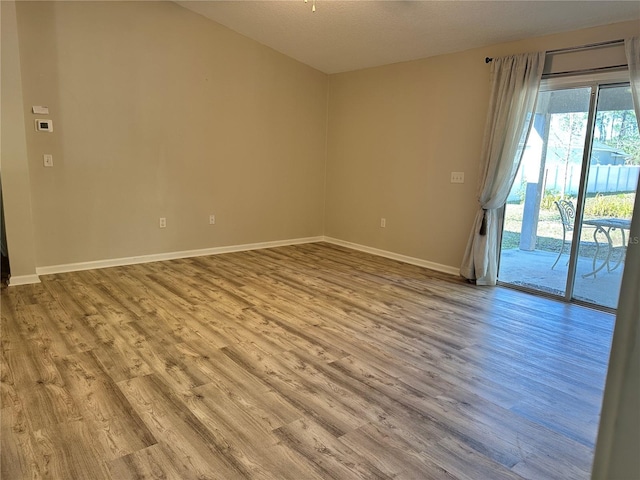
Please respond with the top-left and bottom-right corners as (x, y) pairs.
(581, 217), (631, 278)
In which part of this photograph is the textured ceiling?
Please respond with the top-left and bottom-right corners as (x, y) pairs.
(178, 1), (640, 74)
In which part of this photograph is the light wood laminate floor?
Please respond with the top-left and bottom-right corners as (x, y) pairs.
(1, 242), (614, 479)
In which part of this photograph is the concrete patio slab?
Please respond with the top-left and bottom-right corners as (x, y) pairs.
(498, 249), (624, 309)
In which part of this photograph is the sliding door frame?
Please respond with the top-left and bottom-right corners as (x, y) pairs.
(564, 83), (599, 302)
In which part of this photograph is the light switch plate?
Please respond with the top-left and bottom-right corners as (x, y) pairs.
(32, 105), (49, 115)
(43, 154), (53, 167)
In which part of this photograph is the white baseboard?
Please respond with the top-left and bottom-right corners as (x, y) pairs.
(323, 237), (460, 277)
(35, 236), (324, 277)
(8, 274), (41, 286)
(22, 235), (457, 281)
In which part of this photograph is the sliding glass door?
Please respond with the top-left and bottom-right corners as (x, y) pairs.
(498, 78), (639, 310)
(572, 84), (638, 308)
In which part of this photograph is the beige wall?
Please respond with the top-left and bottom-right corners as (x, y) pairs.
(325, 20), (640, 270)
(14, 1), (328, 268)
(5, 2), (638, 273)
(1, 0), (39, 280)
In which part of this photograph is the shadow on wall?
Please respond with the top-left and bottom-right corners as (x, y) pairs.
(1, 176), (10, 284)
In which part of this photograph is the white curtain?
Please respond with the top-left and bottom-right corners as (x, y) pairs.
(460, 52), (545, 285)
(626, 37), (640, 121)
(592, 36), (640, 479)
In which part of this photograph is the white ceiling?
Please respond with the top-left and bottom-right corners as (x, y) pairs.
(177, 1), (640, 74)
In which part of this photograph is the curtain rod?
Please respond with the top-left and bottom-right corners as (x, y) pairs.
(485, 38), (625, 63)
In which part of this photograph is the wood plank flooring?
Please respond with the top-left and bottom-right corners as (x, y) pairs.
(0, 242), (614, 479)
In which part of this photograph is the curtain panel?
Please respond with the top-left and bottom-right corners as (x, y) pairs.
(592, 36), (640, 480)
(460, 51), (545, 286)
(625, 37), (640, 122)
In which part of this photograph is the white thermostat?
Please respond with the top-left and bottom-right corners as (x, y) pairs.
(35, 119), (53, 132)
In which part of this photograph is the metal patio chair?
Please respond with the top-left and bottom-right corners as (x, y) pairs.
(552, 199), (576, 269)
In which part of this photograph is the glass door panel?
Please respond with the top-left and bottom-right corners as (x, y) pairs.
(499, 87), (591, 298)
(573, 84), (639, 309)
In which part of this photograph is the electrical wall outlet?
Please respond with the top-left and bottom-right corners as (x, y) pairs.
(380, 218), (386, 228)
(209, 214), (216, 225)
(451, 172), (465, 184)
(43, 154), (53, 167)
(159, 217), (166, 228)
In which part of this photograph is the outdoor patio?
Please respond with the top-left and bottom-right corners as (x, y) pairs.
(498, 248), (625, 309)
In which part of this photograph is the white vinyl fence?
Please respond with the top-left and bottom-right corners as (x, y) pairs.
(509, 165), (640, 202)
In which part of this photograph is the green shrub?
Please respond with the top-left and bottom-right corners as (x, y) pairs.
(541, 190), (565, 210)
(584, 193), (634, 218)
